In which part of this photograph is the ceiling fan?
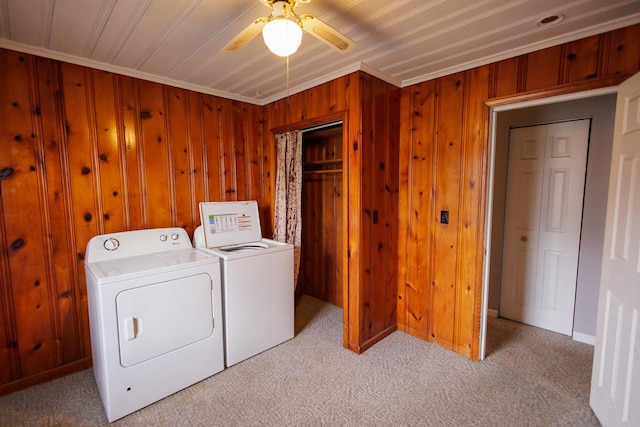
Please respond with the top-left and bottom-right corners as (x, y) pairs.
(223, 0), (356, 56)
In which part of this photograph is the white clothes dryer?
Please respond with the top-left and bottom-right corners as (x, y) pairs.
(85, 227), (224, 422)
(193, 201), (294, 367)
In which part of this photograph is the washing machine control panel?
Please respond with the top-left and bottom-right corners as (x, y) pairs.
(198, 201), (263, 248)
(86, 227), (192, 263)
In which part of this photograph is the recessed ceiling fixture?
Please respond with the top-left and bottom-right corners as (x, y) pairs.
(223, 0), (356, 57)
(536, 14), (564, 27)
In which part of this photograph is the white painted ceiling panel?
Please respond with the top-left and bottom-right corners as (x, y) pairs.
(48, 0), (113, 57)
(4, 0), (52, 46)
(111, 0), (195, 69)
(0, 0), (639, 105)
(139, 1), (229, 77)
(90, 0), (151, 63)
(164, 0), (261, 82)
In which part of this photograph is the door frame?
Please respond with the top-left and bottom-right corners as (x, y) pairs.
(270, 111), (350, 346)
(479, 86), (618, 360)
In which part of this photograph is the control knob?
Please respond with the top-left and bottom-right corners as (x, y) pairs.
(103, 238), (120, 251)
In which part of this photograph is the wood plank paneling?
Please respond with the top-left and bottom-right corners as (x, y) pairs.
(331, 136), (344, 308)
(431, 73), (464, 350)
(264, 72), (399, 353)
(398, 23), (640, 361)
(524, 46), (562, 91)
(219, 98), (237, 201)
(0, 181), (14, 384)
(381, 80), (400, 331)
(187, 91), (205, 228)
(603, 25), (640, 78)
(360, 77), (374, 341)
(562, 35), (601, 83)
(454, 65), (490, 358)
(92, 69), (125, 234)
(1, 50), (57, 378)
(398, 80), (436, 340)
(166, 86), (192, 230)
(493, 57), (519, 98)
(0, 49), (267, 394)
(329, 76), (349, 114)
(118, 76), (144, 231)
(232, 101), (248, 201)
(358, 74), (399, 350)
(305, 83), (332, 119)
(346, 73), (363, 351)
(2, 22), (640, 393)
(35, 57), (83, 366)
(202, 95), (223, 202)
(59, 62), (97, 359)
(138, 80), (171, 228)
(247, 104), (266, 231)
(263, 74), (358, 350)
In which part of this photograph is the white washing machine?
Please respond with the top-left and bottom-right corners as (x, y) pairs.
(193, 201), (294, 367)
(84, 227), (224, 422)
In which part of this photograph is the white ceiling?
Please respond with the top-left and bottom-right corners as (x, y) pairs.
(1, 0), (639, 105)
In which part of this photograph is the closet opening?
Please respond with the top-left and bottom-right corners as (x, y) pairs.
(298, 122), (344, 307)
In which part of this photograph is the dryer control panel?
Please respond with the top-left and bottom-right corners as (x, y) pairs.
(85, 227), (192, 263)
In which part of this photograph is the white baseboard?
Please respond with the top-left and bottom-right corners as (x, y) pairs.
(486, 310), (595, 346)
(572, 331), (595, 346)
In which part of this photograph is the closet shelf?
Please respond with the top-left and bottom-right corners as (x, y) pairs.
(303, 159), (343, 175)
(303, 158), (342, 166)
(303, 169), (343, 175)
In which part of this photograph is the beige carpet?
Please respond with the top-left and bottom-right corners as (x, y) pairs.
(0, 295), (600, 426)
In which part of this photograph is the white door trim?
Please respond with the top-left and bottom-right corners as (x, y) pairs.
(480, 86), (618, 360)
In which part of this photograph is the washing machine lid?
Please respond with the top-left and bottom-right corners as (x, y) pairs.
(199, 201), (263, 248)
(197, 237), (292, 260)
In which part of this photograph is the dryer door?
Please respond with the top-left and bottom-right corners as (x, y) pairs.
(116, 273), (214, 367)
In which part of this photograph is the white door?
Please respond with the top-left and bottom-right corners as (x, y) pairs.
(500, 119), (589, 335)
(590, 71), (640, 426)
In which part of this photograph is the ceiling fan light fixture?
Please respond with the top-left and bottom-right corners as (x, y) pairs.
(262, 2), (302, 57)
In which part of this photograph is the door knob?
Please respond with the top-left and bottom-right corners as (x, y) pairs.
(520, 236), (528, 242)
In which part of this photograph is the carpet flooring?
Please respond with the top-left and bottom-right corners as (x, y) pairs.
(0, 295), (600, 426)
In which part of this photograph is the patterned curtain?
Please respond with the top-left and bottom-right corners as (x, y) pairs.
(273, 130), (303, 289)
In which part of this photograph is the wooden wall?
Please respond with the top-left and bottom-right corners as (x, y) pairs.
(397, 24), (640, 360)
(263, 72), (400, 353)
(1, 22), (639, 393)
(0, 49), (267, 394)
(357, 75), (400, 351)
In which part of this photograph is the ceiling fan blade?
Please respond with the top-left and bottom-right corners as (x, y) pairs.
(223, 17), (268, 52)
(298, 14), (355, 53)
